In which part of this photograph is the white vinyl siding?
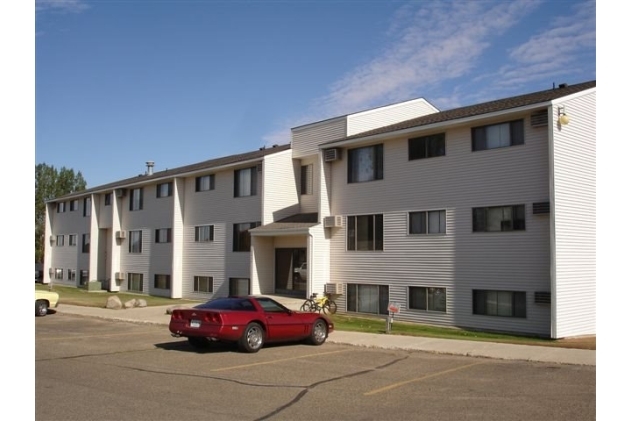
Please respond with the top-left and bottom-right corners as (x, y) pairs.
(262, 150), (299, 224)
(120, 182), (175, 294)
(329, 112), (552, 335)
(291, 117), (347, 158)
(181, 165), (263, 299)
(347, 98), (439, 136)
(550, 92), (596, 338)
(47, 197), (91, 288)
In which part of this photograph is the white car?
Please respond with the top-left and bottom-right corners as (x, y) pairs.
(295, 263), (307, 281)
(35, 289), (60, 316)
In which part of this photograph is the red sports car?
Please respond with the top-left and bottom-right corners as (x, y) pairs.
(169, 296), (334, 353)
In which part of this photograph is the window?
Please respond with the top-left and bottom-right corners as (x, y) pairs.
(83, 197), (91, 217)
(347, 215), (383, 251)
(69, 200), (78, 211)
(154, 274), (171, 290)
(473, 290), (526, 318)
(82, 234), (90, 253)
(105, 192), (112, 206)
(234, 167), (257, 197)
(79, 270), (89, 285)
(473, 205), (525, 232)
(130, 188), (143, 211)
(155, 228), (172, 243)
(69, 234), (77, 246)
(256, 297), (288, 313)
(348, 144), (383, 183)
(54, 268), (63, 280)
(347, 284), (389, 315)
(409, 287), (446, 312)
(195, 225), (214, 242)
(56, 235), (64, 246)
(233, 222), (260, 252)
(128, 273), (143, 292)
(194, 276), (213, 293)
(301, 164), (313, 195)
(156, 182), (173, 198)
(67, 269), (76, 282)
(409, 210), (446, 234)
(472, 120), (524, 151)
(409, 133), (445, 160)
(195, 175), (215, 192)
(129, 230), (142, 253)
(57, 202), (66, 213)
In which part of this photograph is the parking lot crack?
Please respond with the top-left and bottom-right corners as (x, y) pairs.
(253, 354), (409, 421)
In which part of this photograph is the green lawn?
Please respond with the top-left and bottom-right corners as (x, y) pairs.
(36, 284), (595, 350)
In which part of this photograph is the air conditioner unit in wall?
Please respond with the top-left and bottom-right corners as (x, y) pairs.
(530, 110), (549, 127)
(325, 283), (344, 295)
(116, 230), (127, 239)
(324, 148), (341, 162)
(115, 188), (127, 198)
(115, 272), (126, 281)
(323, 215), (343, 228)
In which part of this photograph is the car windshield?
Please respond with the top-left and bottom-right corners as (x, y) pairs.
(195, 298), (256, 311)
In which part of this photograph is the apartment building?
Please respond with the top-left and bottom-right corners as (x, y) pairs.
(43, 80), (596, 338)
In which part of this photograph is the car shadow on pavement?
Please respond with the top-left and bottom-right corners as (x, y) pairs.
(155, 340), (308, 354)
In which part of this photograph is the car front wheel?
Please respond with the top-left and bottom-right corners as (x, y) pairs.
(35, 300), (48, 317)
(238, 323), (264, 353)
(308, 319), (328, 346)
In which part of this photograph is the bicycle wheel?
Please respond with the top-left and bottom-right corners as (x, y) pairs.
(323, 300), (337, 315)
(300, 300), (315, 312)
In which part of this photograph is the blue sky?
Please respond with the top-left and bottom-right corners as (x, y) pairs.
(32, 0), (597, 188)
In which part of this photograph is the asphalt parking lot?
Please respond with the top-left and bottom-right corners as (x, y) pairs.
(36, 315), (595, 421)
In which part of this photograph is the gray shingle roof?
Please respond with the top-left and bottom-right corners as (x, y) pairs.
(323, 80), (596, 145)
(53, 144), (291, 200)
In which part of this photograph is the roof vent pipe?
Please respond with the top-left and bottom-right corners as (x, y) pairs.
(146, 161), (154, 175)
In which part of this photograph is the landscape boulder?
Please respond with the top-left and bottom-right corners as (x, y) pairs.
(123, 298), (148, 308)
(105, 296), (123, 310)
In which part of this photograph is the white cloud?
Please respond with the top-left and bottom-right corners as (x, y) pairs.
(35, 0), (89, 14)
(498, 0), (595, 86)
(262, 0), (594, 146)
(262, 0), (543, 146)
(315, 0), (542, 116)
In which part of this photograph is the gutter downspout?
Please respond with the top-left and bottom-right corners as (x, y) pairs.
(307, 231), (313, 298)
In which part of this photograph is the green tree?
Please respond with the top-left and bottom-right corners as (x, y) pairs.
(35, 164), (87, 264)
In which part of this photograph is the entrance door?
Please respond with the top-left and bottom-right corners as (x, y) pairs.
(229, 278), (250, 296)
(275, 248), (307, 296)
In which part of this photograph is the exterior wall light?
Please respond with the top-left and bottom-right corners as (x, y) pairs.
(558, 106), (570, 125)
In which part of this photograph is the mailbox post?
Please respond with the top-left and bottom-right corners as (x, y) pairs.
(386, 302), (400, 333)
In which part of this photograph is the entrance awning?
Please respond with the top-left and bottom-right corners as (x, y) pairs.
(250, 213), (319, 237)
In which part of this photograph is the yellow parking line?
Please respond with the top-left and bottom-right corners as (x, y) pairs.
(364, 362), (484, 396)
(210, 349), (352, 372)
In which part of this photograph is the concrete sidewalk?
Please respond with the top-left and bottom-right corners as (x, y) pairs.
(52, 302), (595, 367)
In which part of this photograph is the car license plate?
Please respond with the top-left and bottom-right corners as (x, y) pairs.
(190, 320), (201, 328)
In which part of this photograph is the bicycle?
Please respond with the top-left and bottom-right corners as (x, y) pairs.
(300, 292), (337, 315)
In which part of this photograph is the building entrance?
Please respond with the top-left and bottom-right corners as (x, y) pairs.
(275, 248), (307, 297)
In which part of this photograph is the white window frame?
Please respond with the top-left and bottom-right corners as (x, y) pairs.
(194, 276), (213, 293)
(195, 225), (214, 242)
(234, 167), (257, 197)
(195, 175), (214, 192)
(409, 286), (447, 312)
(129, 230), (142, 253)
(409, 210), (446, 235)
